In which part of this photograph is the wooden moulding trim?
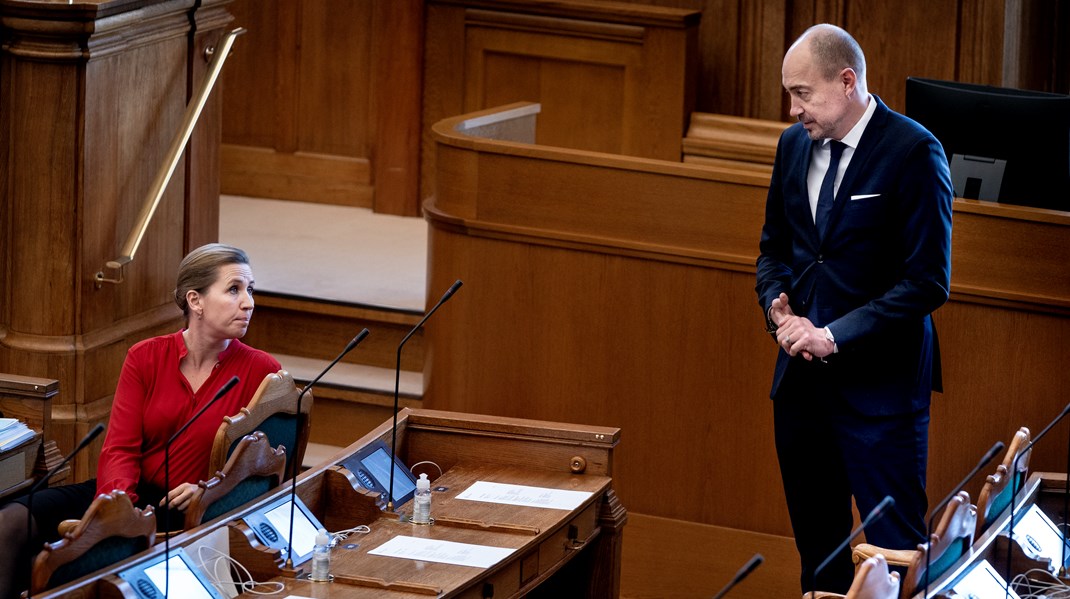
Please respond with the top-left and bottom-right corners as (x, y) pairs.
(432, 0), (701, 29)
(428, 201), (1070, 313)
(252, 293), (423, 325)
(0, 303), (180, 354)
(431, 105), (771, 188)
(952, 198), (1070, 225)
(0, 0), (196, 61)
(423, 200), (759, 275)
(682, 112), (789, 164)
(52, 395), (114, 425)
(465, 9), (645, 44)
(0, 374), (59, 398)
(405, 407), (621, 446)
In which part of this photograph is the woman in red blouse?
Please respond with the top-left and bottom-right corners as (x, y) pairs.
(0, 243), (281, 598)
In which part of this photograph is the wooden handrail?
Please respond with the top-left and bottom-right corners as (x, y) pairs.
(96, 27), (246, 288)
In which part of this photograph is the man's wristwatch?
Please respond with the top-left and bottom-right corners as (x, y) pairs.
(765, 306), (778, 340)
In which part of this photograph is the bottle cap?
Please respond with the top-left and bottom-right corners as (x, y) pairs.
(316, 527), (330, 546)
(417, 472), (430, 491)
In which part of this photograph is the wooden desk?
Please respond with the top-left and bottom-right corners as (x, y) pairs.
(36, 408), (625, 599)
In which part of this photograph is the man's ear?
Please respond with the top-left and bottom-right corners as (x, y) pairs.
(840, 67), (858, 96)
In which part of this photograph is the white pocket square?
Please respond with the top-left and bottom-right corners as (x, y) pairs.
(850, 193), (881, 201)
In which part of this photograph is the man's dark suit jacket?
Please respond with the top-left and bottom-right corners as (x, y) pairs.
(756, 96), (954, 416)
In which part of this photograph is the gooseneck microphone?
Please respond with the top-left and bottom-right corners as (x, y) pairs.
(25, 423), (105, 599)
(710, 553), (763, 599)
(922, 440), (1004, 597)
(810, 496), (894, 599)
(284, 328), (370, 570)
(1005, 401), (1070, 596)
(163, 374), (239, 598)
(387, 279), (463, 512)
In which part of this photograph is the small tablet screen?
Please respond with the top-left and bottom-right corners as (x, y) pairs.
(361, 446), (417, 503)
(144, 554), (217, 599)
(264, 499), (318, 558)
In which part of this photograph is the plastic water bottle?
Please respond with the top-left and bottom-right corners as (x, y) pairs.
(310, 528), (331, 581)
(412, 473), (431, 524)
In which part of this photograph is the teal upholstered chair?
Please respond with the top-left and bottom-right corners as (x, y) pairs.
(806, 553), (900, 599)
(976, 427), (1031, 539)
(852, 491), (976, 598)
(31, 491), (156, 594)
(185, 431), (286, 529)
(208, 370), (310, 481)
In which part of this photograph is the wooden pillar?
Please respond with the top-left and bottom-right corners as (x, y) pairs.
(0, 0), (233, 480)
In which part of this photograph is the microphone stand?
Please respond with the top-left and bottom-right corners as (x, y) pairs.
(922, 440), (1004, 597)
(163, 375), (239, 598)
(810, 496), (894, 599)
(1005, 401), (1070, 597)
(387, 280), (462, 513)
(25, 423), (105, 599)
(710, 553), (763, 599)
(284, 328), (369, 571)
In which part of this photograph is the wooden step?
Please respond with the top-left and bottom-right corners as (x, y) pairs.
(274, 353), (423, 402)
(244, 292), (426, 372)
(274, 352), (422, 449)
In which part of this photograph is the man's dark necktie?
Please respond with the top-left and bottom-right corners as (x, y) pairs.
(815, 140), (846, 237)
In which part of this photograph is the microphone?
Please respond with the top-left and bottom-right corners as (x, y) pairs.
(1005, 401), (1070, 595)
(922, 440), (1004, 597)
(710, 553), (763, 599)
(163, 374), (239, 598)
(810, 496), (894, 598)
(387, 279), (462, 512)
(284, 328), (370, 570)
(25, 423), (105, 599)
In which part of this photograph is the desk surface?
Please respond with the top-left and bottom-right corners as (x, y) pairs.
(36, 408), (625, 599)
(255, 462), (612, 598)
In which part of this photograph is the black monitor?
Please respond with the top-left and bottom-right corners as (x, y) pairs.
(905, 76), (1070, 210)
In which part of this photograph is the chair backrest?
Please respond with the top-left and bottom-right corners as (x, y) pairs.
(186, 431), (287, 529)
(31, 490), (156, 593)
(976, 426), (1031, 538)
(208, 370), (310, 479)
(845, 553), (900, 599)
(903, 491), (976, 598)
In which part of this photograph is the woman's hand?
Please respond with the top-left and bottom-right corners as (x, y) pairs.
(160, 482), (200, 512)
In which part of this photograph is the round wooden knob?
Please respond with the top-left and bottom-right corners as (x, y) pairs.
(569, 456), (587, 473)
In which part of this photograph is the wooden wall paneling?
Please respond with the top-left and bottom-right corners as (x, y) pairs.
(371, 0), (424, 216)
(464, 20), (638, 154)
(958, 0), (1009, 85)
(422, 0), (699, 211)
(738, 0), (787, 121)
(185, 2), (235, 253)
(221, 0), (373, 207)
(845, 0), (960, 112)
(220, 0), (281, 149)
(0, 0), (230, 479)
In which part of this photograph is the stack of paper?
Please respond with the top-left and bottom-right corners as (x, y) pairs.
(0, 419), (36, 452)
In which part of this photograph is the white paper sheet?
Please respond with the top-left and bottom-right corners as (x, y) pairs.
(456, 480), (593, 511)
(368, 535), (514, 568)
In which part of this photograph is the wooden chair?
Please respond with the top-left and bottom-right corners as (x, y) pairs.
(208, 370), (311, 480)
(31, 490), (156, 594)
(976, 427), (1031, 539)
(185, 431), (286, 529)
(807, 553), (901, 599)
(853, 491), (976, 599)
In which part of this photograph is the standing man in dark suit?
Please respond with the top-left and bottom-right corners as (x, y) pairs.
(755, 24), (953, 593)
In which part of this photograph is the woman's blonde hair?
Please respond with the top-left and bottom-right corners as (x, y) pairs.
(173, 243), (250, 320)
